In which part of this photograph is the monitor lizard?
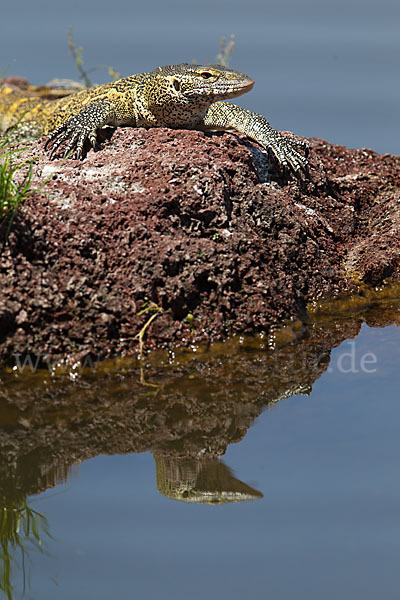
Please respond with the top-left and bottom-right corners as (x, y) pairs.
(0, 63), (308, 175)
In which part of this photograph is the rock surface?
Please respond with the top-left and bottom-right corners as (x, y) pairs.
(0, 126), (399, 364)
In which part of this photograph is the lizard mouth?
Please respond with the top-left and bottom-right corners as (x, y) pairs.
(215, 77), (255, 99)
(237, 78), (255, 94)
(242, 78), (255, 91)
(186, 77), (255, 100)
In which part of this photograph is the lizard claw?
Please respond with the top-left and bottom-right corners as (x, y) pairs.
(268, 132), (309, 176)
(44, 100), (115, 159)
(45, 116), (98, 160)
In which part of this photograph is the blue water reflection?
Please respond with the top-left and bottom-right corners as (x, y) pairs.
(18, 324), (400, 600)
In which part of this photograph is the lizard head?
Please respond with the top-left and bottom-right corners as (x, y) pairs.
(145, 63), (254, 118)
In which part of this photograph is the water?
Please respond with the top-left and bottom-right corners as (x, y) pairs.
(1, 2), (400, 596)
(1, 295), (400, 599)
(1, 0), (399, 153)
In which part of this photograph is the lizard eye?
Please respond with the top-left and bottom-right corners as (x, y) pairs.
(199, 71), (213, 79)
(172, 79), (181, 91)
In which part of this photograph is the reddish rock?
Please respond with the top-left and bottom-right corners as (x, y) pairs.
(0, 126), (399, 364)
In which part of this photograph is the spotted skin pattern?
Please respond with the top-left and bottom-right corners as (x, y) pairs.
(0, 64), (308, 174)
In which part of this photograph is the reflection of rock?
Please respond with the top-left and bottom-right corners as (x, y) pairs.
(0, 291), (398, 502)
(154, 454), (263, 504)
(0, 449), (71, 504)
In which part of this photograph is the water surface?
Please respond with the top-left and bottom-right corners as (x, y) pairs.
(1, 4), (399, 594)
(1, 295), (400, 599)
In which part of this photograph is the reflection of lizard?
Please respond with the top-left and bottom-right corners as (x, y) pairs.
(153, 454), (263, 504)
(0, 64), (308, 174)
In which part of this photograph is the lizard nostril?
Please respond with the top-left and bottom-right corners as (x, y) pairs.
(173, 79), (180, 91)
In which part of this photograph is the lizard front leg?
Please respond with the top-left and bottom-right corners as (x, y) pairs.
(200, 102), (308, 175)
(45, 100), (116, 160)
